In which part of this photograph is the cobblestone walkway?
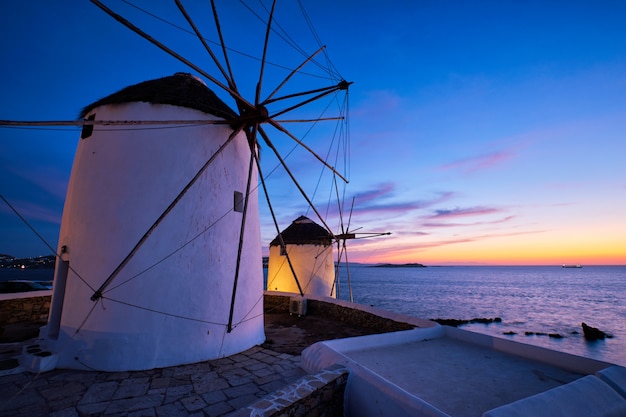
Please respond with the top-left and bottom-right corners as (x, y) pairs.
(0, 346), (305, 417)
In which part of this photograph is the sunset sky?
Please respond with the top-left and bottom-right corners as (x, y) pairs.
(1, 1), (625, 265)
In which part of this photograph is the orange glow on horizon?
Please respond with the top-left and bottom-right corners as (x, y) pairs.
(347, 237), (626, 266)
(354, 251), (625, 266)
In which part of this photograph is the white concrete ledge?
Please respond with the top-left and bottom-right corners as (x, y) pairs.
(301, 338), (450, 417)
(345, 363), (450, 417)
(444, 326), (613, 375)
(596, 365), (626, 399)
(302, 324), (619, 417)
(482, 375), (626, 417)
(0, 290), (52, 301)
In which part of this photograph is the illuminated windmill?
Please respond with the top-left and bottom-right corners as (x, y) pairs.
(6, 1), (353, 372)
(267, 215), (335, 297)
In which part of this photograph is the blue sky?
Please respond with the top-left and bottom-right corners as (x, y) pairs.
(1, 1), (625, 264)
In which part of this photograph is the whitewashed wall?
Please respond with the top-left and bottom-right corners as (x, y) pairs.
(46, 102), (264, 371)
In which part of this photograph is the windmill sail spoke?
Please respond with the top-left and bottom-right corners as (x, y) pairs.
(351, 232), (393, 239)
(89, 0), (253, 111)
(343, 238), (353, 302)
(346, 196), (355, 238)
(175, 0), (234, 90)
(227, 140), (256, 333)
(0, 119), (229, 128)
(274, 116), (344, 123)
(343, 197), (356, 302)
(210, 0), (244, 111)
(332, 242), (349, 297)
(264, 81), (350, 107)
(267, 118), (348, 183)
(91, 126), (243, 302)
(263, 45), (326, 103)
(334, 177), (347, 236)
(258, 126), (334, 236)
(254, 151), (304, 296)
(256, 0), (277, 106)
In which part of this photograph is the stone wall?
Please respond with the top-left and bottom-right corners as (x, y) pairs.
(264, 293), (414, 333)
(0, 294), (51, 326)
(232, 365), (349, 417)
(3, 292), (416, 332)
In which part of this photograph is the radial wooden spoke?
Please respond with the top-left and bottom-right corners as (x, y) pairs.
(254, 151), (304, 296)
(346, 197), (355, 238)
(92, 126), (243, 301)
(274, 116), (344, 123)
(267, 118), (348, 183)
(264, 81), (350, 107)
(210, 0), (243, 109)
(264, 45), (325, 103)
(258, 126), (334, 235)
(256, 0), (277, 106)
(90, 0), (253, 111)
(343, 197), (356, 301)
(333, 177), (347, 239)
(268, 82), (351, 119)
(227, 139), (256, 333)
(343, 237), (353, 301)
(175, 0), (234, 89)
(0, 119), (230, 127)
(332, 185), (348, 299)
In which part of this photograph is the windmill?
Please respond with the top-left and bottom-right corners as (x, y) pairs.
(1, 1), (356, 372)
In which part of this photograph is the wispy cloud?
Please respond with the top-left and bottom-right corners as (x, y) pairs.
(351, 182), (396, 204)
(351, 229), (546, 261)
(393, 230), (430, 237)
(439, 150), (515, 174)
(1, 200), (62, 225)
(423, 215), (515, 228)
(424, 206), (502, 220)
(349, 185), (456, 217)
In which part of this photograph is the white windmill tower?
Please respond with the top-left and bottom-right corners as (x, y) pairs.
(16, 1), (352, 372)
(39, 73), (263, 371)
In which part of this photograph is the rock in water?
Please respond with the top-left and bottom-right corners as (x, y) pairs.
(581, 322), (606, 341)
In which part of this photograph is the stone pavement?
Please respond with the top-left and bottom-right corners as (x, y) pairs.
(0, 346), (305, 417)
(0, 293), (421, 416)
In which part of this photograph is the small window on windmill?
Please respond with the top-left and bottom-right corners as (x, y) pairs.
(81, 114), (96, 139)
(233, 191), (244, 213)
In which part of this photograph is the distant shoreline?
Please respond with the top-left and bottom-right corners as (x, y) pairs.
(369, 263), (426, 268)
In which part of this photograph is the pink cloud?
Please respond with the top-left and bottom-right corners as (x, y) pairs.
(423, 215), (515, 228)
(349, 187), (455, 217)
(439, 150), (515, 173)
(352, 182), (396, 204)
(357, 229), (546, 260)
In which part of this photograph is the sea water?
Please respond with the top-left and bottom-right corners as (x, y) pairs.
(335, 265), (626, 367)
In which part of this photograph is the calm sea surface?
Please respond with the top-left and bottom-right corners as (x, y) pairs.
(4, 265), (625, 367)
(335, 265), (626, 367)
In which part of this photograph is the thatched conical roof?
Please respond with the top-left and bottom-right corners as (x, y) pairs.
(270, 216), (333, 246)
(79, 72), (237, 120)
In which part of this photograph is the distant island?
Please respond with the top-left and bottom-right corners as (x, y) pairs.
(0, 254), (55, 269)
(370, 263), (426, 268)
